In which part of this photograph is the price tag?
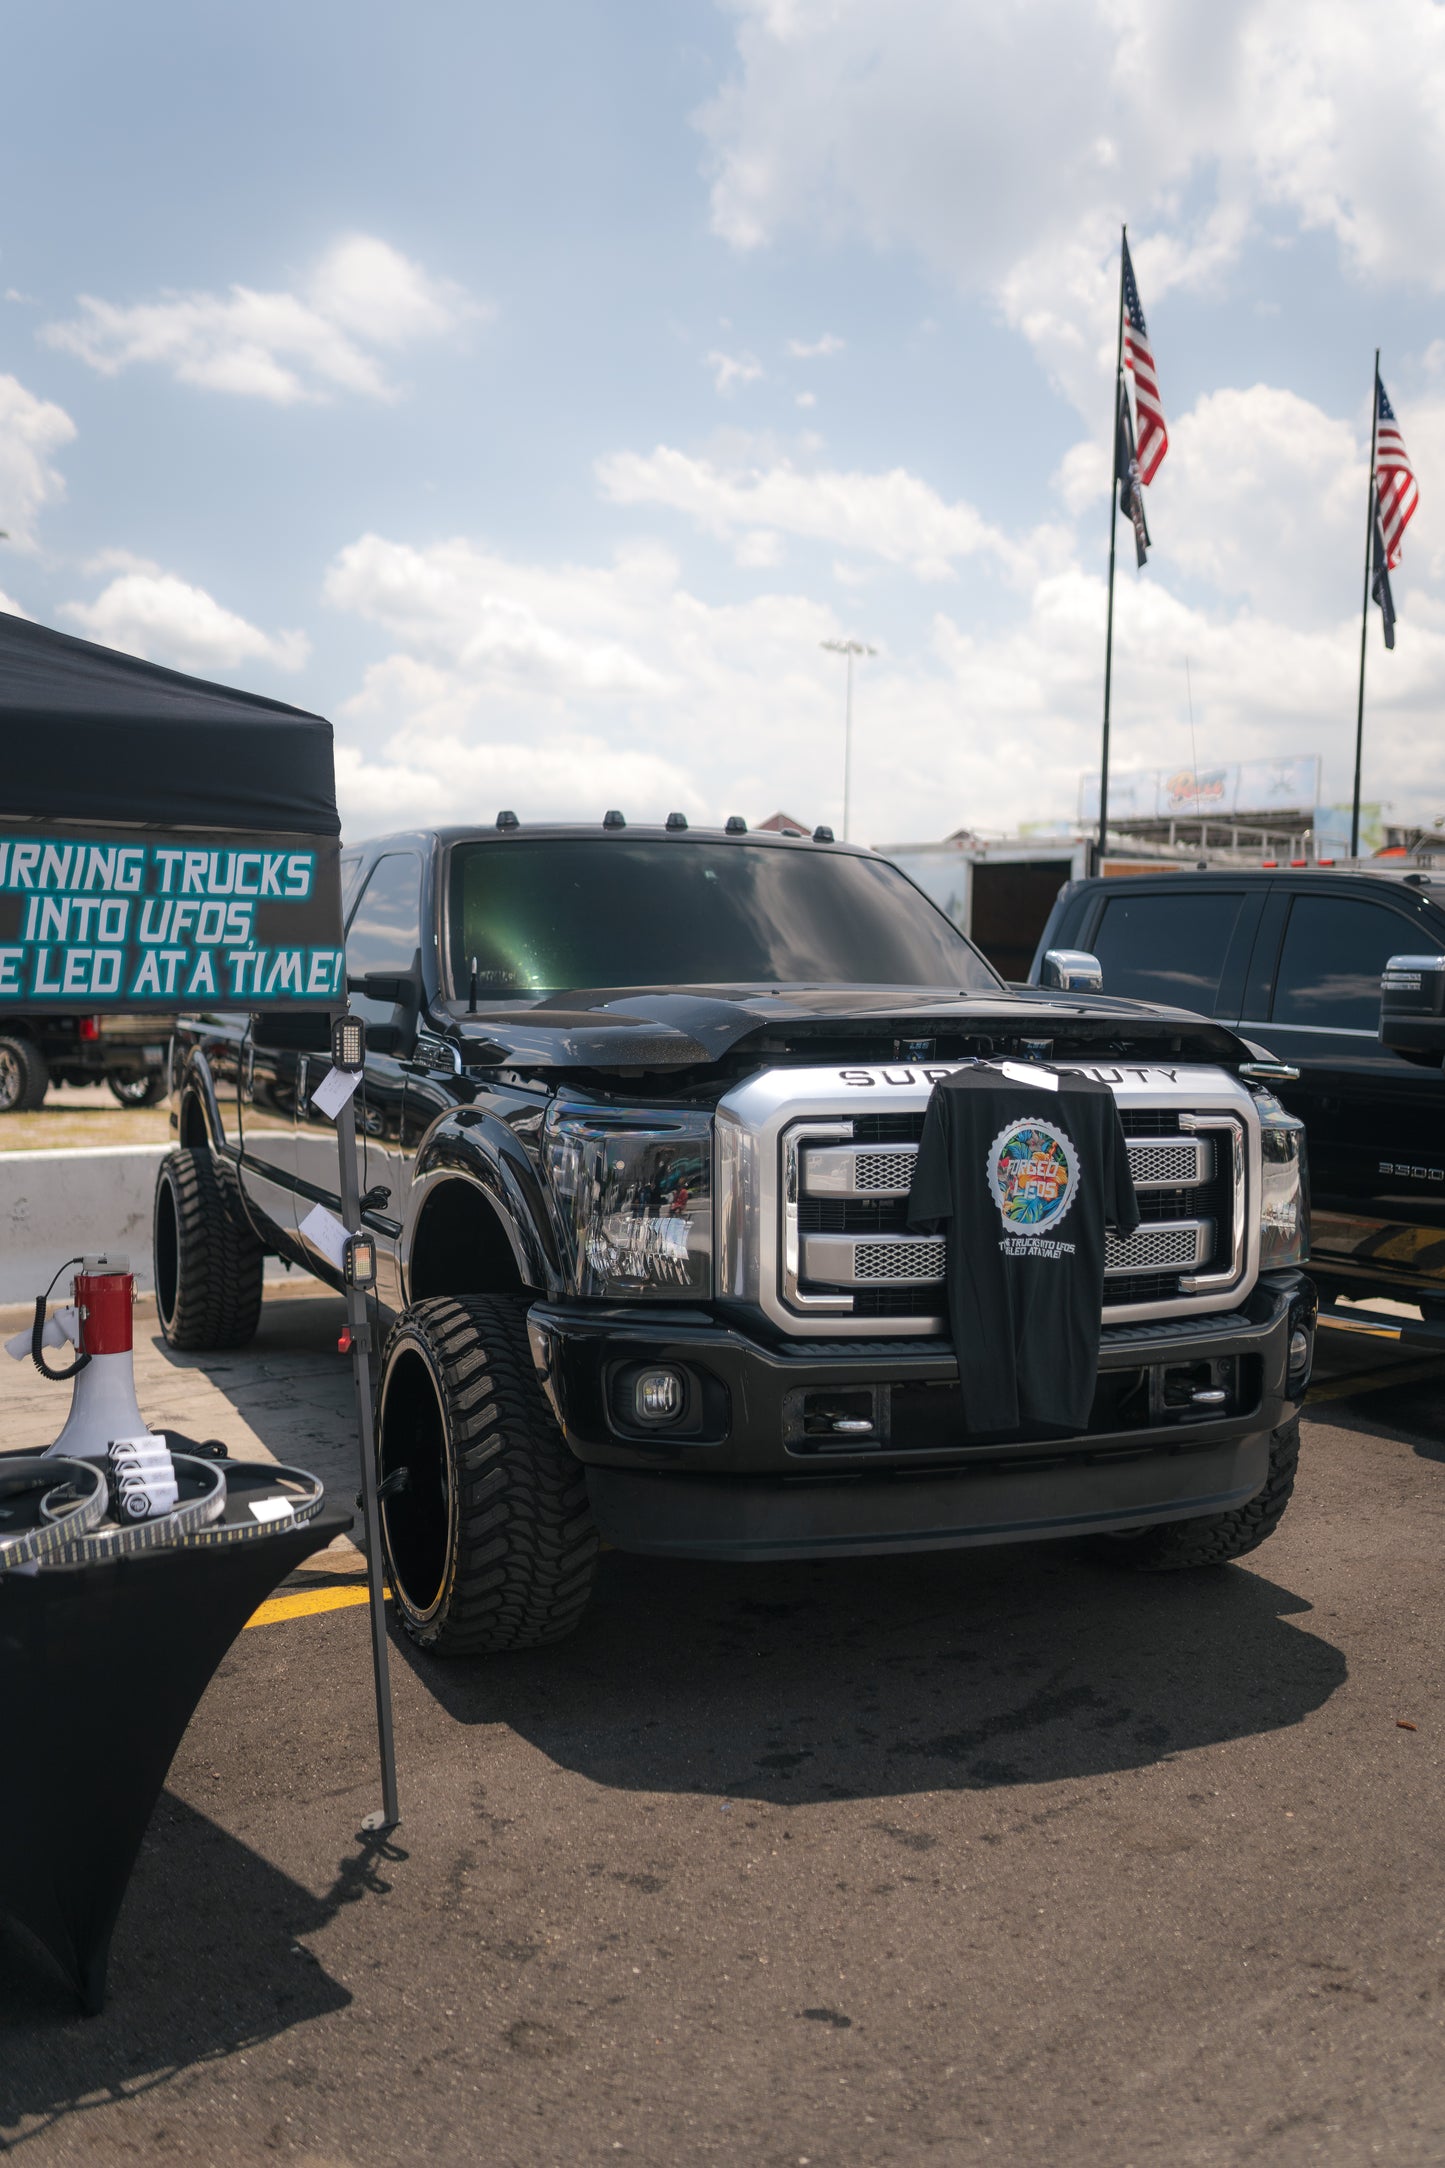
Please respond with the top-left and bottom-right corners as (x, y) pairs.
(309, 1063), (362, 1121)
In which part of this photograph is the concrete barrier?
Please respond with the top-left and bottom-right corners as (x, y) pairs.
(0, 1145), (170, 1303)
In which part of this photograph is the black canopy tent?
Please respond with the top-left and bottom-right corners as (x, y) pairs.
(3, 607), (340, 836)
(0, 610), (398, 1853)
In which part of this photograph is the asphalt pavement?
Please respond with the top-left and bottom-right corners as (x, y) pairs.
(2, 1302), (1443, 2166)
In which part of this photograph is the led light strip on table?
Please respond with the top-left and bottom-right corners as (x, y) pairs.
(174, 1461), (325, 1547)
(52, 1454), (229, 1563)
(0, 1457), (108, 1571)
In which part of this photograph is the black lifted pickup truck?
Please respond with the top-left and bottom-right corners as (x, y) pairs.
(156, 818), (1315, 1655)
(1030, 865), (1445, 1335)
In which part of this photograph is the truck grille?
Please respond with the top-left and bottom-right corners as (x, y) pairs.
(788, 1107), (1237, 1321)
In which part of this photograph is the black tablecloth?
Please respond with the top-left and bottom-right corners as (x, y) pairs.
(0, 1505), (351, 2013)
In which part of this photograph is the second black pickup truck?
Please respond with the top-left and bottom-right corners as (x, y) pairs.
(156, 819), (1315, 1655)
(1031, 863), (1445, 1330)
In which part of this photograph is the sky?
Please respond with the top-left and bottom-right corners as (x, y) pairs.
(3, 0), (1444, 847)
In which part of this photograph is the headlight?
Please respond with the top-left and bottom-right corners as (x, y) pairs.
(1253, 1090), (1309, 1269)
(543, 1106), (712, 1299)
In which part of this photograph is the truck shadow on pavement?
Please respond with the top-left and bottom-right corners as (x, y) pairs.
(0, 1795), (396, 2149)
(403, 1541), (1345, 1805)
(1311, 1376), (1445, 1464)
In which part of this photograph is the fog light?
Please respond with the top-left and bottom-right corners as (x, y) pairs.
(633, 1366), (686, 1425)
(1289, 1328), (1309, 1369)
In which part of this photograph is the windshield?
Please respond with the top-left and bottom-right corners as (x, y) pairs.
(446, 838), (999, 997)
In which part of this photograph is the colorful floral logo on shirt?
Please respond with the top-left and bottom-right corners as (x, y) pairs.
(987, 1119), (1079, 1234)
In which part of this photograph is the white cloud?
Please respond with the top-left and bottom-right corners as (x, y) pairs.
(597, 442), (1041, 581)
(786, 333), (844, 359)
(1059, 382), (1369, 621)
(706, 348), (765, 395)
(795, 390), (817, 409)
(60, 562), (308, 674)
(319, 501), (1445, 848)
(41, 234), (481, 405)
(325, 534), (672, 697)
(0, 373), (76, 548)
(323, 529), (862, 835)
(700, 1), (1445, 416)
(334, 732), (706, 837)
(0, 588), (31, 619)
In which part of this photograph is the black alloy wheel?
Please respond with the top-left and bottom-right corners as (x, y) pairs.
(376, 1295), (598, 1656)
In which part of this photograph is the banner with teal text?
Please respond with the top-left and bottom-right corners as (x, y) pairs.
(0, 826), (344, 1011)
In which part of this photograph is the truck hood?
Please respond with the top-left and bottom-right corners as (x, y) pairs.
(441, 983), (1259, 1075)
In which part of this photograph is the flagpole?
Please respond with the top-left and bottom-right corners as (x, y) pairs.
(1097, 226), (1127, 873)
(1351, 348), (1381, 860)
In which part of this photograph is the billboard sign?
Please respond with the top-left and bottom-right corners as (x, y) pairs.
(1079, 755), (1321, 823)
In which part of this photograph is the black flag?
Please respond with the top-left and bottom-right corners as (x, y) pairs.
(1371, 489), (1396, 650)
(1115, 380), (1150, 568)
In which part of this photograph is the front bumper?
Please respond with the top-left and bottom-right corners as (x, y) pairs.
(527, 1273), (1314, 1562)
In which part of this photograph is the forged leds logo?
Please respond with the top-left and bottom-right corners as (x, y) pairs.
(987, 1119), (1078, 1235)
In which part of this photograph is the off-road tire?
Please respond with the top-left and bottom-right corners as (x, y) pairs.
(377, 1295), (599, 1656)
(153, 1147), (266, 1351)
(109, 1071), (166, 1108)
(0, 1035), (48, 1112)
(1093, 1416), (1300, 1570)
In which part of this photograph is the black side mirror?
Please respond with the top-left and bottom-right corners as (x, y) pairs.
(347, 971), (418, 1007)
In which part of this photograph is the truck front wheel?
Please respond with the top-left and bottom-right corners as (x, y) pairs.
(153, 1147), (266, 1350)
(377, 1296), (598, 1656)
(1092, 1417), (1300, 1570)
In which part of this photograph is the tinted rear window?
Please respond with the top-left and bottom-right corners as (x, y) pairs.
(1271, 893), (1436, 1030)
(447, 839), (999, 995)
(1091, 890), (1243, 1013)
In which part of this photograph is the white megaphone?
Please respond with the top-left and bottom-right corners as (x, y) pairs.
(5, 1254), (148, 1459)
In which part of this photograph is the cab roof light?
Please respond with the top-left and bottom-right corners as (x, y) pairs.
(665, 811), (688, 831)
(813, 824), (835, 842)
(724, 815), (748, 834)
(603, 810), (627, 829)
(1261, 860), (1278, 868)
(1290, 858), (1307, 866)
(495, 809), (520, 830)
(1318, 858), (1335, 866)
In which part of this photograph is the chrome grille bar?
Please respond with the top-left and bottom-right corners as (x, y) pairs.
(800, 1220), (1214, 1289)
(802, 1134), (1214, 1200)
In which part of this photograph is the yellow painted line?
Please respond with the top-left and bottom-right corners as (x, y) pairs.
(1319, 1314), (1403, 1339)
(246, 1583), (390, 1629)
(1307, 1357), (1445, 1407)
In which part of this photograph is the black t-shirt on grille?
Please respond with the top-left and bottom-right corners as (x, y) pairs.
(906, 1067), (1140, 1434)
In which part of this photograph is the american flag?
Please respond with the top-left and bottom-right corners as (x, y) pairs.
(1375, 377), (1418, 569)
(1115, 381), (1150, 567)
(1371, 496), (1396, 650)
(1121, 235), (1168, 485)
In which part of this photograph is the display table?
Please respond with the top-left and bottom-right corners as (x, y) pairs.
(0, 1502), (351, 2012)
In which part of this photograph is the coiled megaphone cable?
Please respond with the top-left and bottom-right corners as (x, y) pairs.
(30, 1256), (89, 1382)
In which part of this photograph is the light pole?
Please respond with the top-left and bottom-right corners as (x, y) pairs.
(820, 637), (876, 842)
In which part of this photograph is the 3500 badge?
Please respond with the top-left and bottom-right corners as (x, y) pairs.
(987, 1120), (1079, 1235)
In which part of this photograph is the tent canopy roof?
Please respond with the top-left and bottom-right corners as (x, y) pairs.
(0, 610), (339, 837)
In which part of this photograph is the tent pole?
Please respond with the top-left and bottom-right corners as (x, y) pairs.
(335, 1092), (400, 1830)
